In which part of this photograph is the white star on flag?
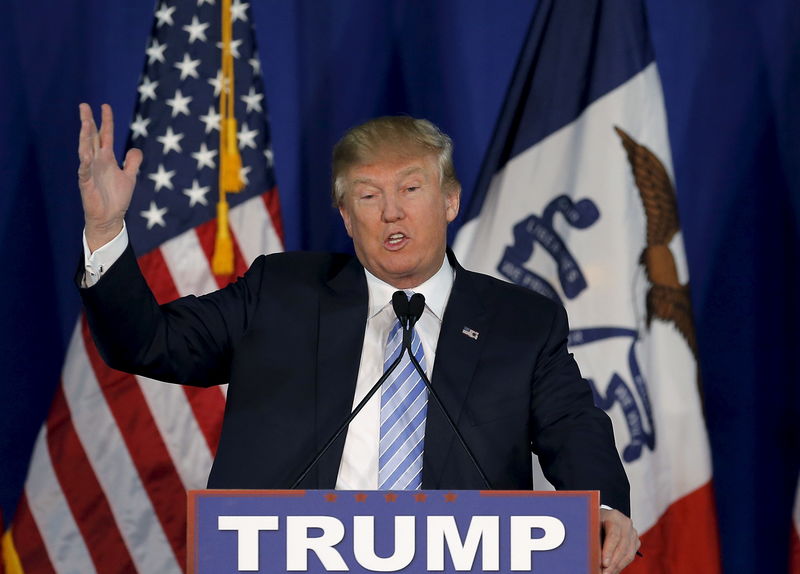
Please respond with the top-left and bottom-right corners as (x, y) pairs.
(208, 70), (226, 97)
(183, 179), (211, 207)
(137, 77), (159, 102)
(199, 105), (221, 133)
(248, 57), (261, 75)
(197, 0), (215, 5)
(130, 114), (151, 139)
(174, 53), (201, 80)
(231, 0), (249, 23)
(264, 147), (274, 166)
(191, 143), (218, 170)
(216, 38), (242, 59)
(146, 39), (168, 65)
(237, 122), (258, 149)
(140, 200), (168, 229)
(166, 89), (193, 117)
(148, 163), (176, 191)
(239, 165), (252, 186)
(182, 15), (209, 43)
(156, 126), (184, 155)
(240, 87), (263, 113)
(154, 3), (176, 27)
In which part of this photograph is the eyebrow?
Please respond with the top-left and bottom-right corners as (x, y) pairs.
(350, 166), (427, 187)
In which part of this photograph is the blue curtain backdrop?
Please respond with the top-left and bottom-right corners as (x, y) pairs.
(1, 1), (798, 573)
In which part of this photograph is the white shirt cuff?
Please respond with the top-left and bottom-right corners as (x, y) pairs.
(82, 223), (129, 287)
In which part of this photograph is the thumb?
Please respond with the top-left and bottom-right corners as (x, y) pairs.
(123, 148), (143, 178)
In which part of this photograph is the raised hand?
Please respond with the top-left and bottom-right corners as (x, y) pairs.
(78, 103), (143, 252)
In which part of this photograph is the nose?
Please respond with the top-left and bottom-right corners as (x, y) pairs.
(381, 190), (405, 222)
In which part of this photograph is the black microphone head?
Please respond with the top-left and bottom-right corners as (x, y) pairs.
(392, 291), (410, 325)
(408, 293), (425, 325)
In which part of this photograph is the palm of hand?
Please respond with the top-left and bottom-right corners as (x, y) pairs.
(81, 145), (137, 224)
(78, 103), (143, 244)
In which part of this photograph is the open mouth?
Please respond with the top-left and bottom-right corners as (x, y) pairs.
(385, 232), (408, 249)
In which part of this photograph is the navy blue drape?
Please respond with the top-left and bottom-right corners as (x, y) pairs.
(1, 2), (797, 573)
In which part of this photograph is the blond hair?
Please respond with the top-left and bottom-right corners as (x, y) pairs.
(331, 116), (460, 206)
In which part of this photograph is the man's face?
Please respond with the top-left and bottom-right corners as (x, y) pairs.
(338, 149), (460, 289)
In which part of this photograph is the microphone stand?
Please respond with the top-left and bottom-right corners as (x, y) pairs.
(289, 292), (414, 489)
(290, 351), (404, 489)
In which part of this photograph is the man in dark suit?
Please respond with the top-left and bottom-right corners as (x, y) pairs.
(77, 103), (640, 572)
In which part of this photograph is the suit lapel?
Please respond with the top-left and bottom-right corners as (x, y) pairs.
(422, 252), (491, 488)
(314, 256), (368, 489)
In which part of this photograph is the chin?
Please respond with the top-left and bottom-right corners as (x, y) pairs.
(374, 264), (416, 286)
(383, 267), (415, 282)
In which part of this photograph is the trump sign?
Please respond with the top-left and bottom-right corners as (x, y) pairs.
(188, 490), (599, 573)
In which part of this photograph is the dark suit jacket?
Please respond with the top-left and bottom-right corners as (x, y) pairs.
(81, 245), (630, 515)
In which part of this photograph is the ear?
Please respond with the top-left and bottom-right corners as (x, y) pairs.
(445, 185), (461, 223)
(339, 203), (353, 237)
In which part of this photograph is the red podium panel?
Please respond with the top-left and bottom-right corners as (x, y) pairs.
(188, 489), (599, 573)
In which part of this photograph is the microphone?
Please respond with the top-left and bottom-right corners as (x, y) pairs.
(392, 290), (410, 333)
(392, 291), (424, 347)
(398, 293), (493, 489)
(408, 293), (425, 328)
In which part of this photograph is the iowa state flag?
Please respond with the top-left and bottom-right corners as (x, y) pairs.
(454, 1), (720, 571)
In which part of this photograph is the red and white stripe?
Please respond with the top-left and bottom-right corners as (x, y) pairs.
(9, 191), (283, 573)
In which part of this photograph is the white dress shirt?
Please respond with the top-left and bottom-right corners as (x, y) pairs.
(335, 256), (454, 489)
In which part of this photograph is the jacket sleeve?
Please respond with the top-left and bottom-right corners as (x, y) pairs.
(529, 302), (631, 516)
(78, 243), (267, 387)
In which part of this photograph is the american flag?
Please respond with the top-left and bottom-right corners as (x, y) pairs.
(4, 0), (283, 571)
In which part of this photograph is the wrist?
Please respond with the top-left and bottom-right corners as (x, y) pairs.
(85, 218), (125, 252)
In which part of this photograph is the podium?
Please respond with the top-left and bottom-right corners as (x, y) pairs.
(188, 490), (599, 573)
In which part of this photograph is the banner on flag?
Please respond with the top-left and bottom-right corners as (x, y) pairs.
(3, 0), (282, 572)
(454, 1), (720, 572)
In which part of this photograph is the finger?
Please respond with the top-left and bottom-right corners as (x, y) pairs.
(99, 103), (114, 150)
(602, 529), (638, 574)
(123, 148), (143, 178)
(89, 104), (101, 154)
(78, 158), (92, 184)
(78, 103), (97, 162)
(78, 102), (94, 129)
(602, 541), (626, 574)
(601, 521), (621, 569)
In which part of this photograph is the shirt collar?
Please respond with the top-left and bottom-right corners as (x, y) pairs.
(365, 255), (455, 321)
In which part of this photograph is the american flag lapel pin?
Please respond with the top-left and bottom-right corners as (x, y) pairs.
(461, 326), (479, 340)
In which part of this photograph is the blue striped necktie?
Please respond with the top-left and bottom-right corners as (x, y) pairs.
(379, 309), (428, 490)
